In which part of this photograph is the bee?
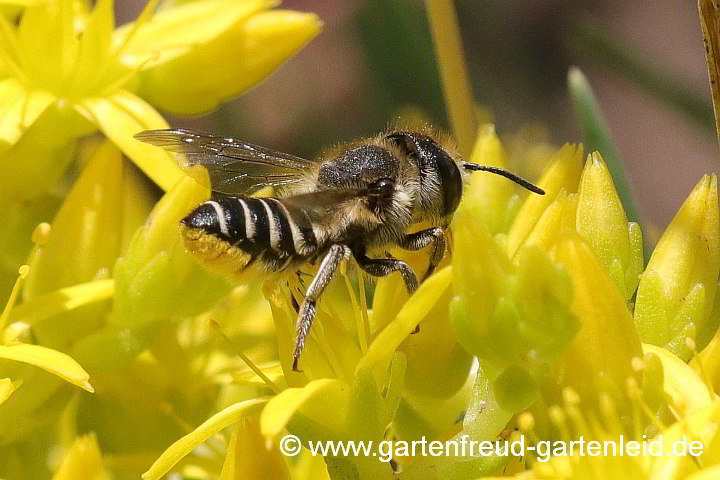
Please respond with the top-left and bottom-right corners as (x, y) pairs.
(135, 128), (544, 371)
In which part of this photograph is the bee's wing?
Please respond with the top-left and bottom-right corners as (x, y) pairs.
(134, 129), (314, 195)
(282, 188), (367, 211)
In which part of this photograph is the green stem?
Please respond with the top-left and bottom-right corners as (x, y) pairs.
(425, 0), (476, 158)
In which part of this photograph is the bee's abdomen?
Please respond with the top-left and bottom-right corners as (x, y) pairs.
(180, 197), (317, 278)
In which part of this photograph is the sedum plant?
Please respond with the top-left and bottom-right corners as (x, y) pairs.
(2, 1), (720, 480)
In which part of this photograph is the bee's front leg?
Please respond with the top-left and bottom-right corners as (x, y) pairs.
(293, 244), (351, 372)
(398, 227), (445, 280)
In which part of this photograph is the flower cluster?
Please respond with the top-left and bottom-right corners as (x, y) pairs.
(1, 1), (720, 480)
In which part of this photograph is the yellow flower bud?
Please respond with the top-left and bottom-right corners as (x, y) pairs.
(451, 208), (576, 378)
(112, 168), (231, 326)
(135, 7), (323, 115)
(551, 232), (643, 402)
(461, 124), (522, 234)
(506, 143), (583, 257)
(517, 190), (577, 255)
(51, 433), (110, 480)
(635, 175), (720, 359)
(24, 141), (155, 347)
(576, 152), (644, 300)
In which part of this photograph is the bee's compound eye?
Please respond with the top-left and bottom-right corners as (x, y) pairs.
(369, 178), (394, 196)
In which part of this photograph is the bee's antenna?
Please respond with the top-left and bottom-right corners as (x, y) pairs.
(463, 164), (545, 195)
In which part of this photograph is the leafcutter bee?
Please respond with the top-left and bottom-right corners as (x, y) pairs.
(135, 128), (544, 371)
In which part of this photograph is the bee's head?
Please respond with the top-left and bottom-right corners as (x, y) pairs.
(386, 131), (465, 221)
(386, 131), (545, 222)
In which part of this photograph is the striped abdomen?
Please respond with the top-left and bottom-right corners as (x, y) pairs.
(180, 197), (318, 279)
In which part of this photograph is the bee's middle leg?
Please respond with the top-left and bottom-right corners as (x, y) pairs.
(293, 244), (351, 372)
(354, 254), (419, 294)
(355, 253), (420, 333)
(398, 227), (445, 280)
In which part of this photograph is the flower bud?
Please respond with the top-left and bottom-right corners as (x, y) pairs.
(506, 143), (583, 257)
(576, 152), (644, 300)
(461, 124), (522, 234)
(551, 232), (643, 401)
(134, 6), (322, 115)
(635, 175), (720, 359)
(112, 168), (231, 326)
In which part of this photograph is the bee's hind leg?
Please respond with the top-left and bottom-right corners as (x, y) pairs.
(292, 244), (351, 372)
(398, 228), (445, 281)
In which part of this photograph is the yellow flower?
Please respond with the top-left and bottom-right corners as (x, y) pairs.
(142, 267), (466, 479)
(501, 346), (720, 480)
(635, 175), (720, 360)
(0, 0), (322, 196)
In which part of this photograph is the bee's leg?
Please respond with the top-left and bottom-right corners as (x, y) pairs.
(398, 227), (445, 280)
(354, 254), (419, 294)
(293, 244), (351, 372)
(355, 253), (420, 332)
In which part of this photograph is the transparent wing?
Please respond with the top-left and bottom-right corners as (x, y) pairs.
(134, 128), (314, 195)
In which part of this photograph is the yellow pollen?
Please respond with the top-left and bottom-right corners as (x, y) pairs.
(631, 356), (645, 372)
(626, 377), (641, 398)
(517, 412), (535, 432)
(548, 405), (565, 425)
(31, 222), (52, 246)
(562, 387), (580, 406)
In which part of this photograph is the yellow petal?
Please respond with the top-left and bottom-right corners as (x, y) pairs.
(520, 190), (577, 253)
(0, 378), (21, 405)
(357, 266), (452, 377)
(399, 280), (472, 398)
(4, 279), (114, 341)
(0, 79), (54, 146)
(24, 142), (123, 297)
(643, 343), (712, 416)
(51, 433), (111, 480)
(220, 417), (291, 480)
(79, 90), (183, 191)
(686, 465), (720, 480)
(0, 343), (93, 392)
(23, 141), (150, 346)
(648, 400), (720, 480)
(116, 0), (271, 68)
(137, 8), (322, 115)
(260, 378), (349, 440)
(112, 168), (231, 326)
(0, 101), (94, 201)
(506, 143), (583, 257)
(142, 397), (269, 480)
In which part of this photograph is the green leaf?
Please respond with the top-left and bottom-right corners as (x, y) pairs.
(568, 21), (714, 132)
(567, 67), (641, 233)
